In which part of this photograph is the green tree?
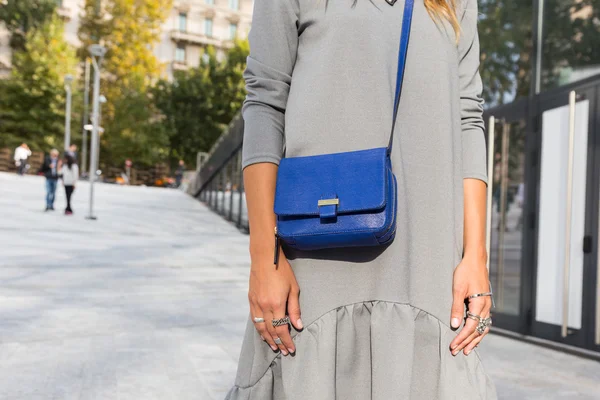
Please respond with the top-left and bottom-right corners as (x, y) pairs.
(99, 85), (170, 168)
(478, 0), (600, 107)
(0, 0), (56, 52)
(478, 0), (533, 106)
(77, 0), (110, 61)
(0, 15), (78, 150)
(103, 0), (169, 91)
(76, 0), (173, 167)
(152, 40), (249, 167)
(540, 0), (600, 89)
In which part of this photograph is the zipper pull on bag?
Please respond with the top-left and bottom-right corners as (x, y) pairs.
(274, 227), (280, 266)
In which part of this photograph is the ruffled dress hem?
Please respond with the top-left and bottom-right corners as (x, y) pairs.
(226, 301), (496, 400)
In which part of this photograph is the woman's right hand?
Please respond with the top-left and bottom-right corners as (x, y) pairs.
(248, 249), (302, 356)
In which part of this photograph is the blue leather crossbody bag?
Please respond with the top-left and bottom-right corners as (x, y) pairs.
(272, 0), (414, 263)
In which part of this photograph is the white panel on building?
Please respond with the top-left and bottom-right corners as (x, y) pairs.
(536, 100), (590, 329)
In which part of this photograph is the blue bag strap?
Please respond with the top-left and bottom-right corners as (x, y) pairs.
(387, 0), (414, 154)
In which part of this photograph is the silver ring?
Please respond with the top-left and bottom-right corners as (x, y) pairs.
(273, 337), (282, 345)
(253, 317), (265, 323)
(476, 317), (492, 335)
(468, 292), (493, 300)
(466, 311), (482, 321)
(272, 316), (290, 327)
(466, 314), (479, 322)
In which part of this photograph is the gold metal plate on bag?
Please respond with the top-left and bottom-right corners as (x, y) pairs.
(318, 198), (339, 207)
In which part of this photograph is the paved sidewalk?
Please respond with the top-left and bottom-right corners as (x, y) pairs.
(0, 172), (598, 400)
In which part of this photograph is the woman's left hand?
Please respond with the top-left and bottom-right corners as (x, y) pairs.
(449, 253), (492, 356)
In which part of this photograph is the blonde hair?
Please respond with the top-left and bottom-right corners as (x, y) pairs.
(424, 0), (461, 40)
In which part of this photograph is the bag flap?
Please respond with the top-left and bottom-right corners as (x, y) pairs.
(274, 147), (389, 217)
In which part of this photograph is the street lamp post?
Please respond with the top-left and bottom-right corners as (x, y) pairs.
(86, 44), (107, 221)
(64, 74), (73, 151)
(96, 94), (107, 173)
(81, 58), (91, 175)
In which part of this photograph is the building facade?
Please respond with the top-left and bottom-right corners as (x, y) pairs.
(0, 0), (254, 79)
(157, 0), (253, 77)
(0, 24), (11, 78)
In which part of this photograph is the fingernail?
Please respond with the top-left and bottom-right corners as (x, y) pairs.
(281, 349), (288, 356)
(451, 318), (460, 328)
(260, 336), (265, 341)
(287, 347), (294, 354)
(451, 343), (458, 350)
(297, 318), (303, 329)
(270, 344), (277, 351)
(465, 350), (471, 356)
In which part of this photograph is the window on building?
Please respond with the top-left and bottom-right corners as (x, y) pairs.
(205, 0), (214, 5)
(229, 0), (239, 10)
(202, 52), (210, 65)
(229, 23), (238, 40)
(175, 44), (186, 63)
(205, 18), (213, 37)
(178, 13), (187, 32)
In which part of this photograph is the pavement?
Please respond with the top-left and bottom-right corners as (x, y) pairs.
(0, 172), (598, 400)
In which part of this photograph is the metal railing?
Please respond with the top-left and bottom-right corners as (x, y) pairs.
(189, 113), (248, 231)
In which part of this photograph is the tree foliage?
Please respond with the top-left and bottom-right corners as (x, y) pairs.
(77, 0), (173, 167)
(0, 0), (56, 52)
(478, 0), (600, 107)
(0, 14), (78, 150)
(153, 40), (249, 167)
(77, 0), (111, 61)
(103, 0), (169, 91)
(0, 0), (248, 168)
(478, 0), (533, 106)
(540, 0), (600, 89)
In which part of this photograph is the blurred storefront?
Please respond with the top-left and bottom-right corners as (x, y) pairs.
(483, 0), (600, 354)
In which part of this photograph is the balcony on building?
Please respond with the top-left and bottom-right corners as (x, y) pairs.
(54, 0), (70, 20)
(170, 29), (234, 49)
(172, 61), (189, 72)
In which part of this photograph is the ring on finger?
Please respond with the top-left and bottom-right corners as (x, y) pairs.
(476, 316), (492, 335)
(272, 316), (290, 327)
(253, 317), (265, 323)
(466, 311), (482, 322)
(273, 337), (282, 345)
(466, 314), (480, 323)
(467, 292), (493, 300)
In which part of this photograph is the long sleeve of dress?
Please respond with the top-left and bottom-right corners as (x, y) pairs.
(458, 0), (488, 184)
(241, 0), (300, 169)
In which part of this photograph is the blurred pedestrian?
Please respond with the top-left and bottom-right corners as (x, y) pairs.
(61, 153), (79, 215)
(39, 149), (60, 211)
(175, 159), (185, 188)
(14, 143), (31, 175)
(514, 182), (525, 230)
(68, 144), (78, 161)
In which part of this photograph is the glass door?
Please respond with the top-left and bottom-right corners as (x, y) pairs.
(485, 100), (530, 332)
(532, 84), (598, 350)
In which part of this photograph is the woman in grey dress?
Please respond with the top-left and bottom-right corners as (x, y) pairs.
(227, 0), (497, 398)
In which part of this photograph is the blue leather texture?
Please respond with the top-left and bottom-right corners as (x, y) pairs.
(276, 165), (397, 251)
(275, 148), (388, 217)
(272, 0), (413, 252)
(388, 0), (414, 152)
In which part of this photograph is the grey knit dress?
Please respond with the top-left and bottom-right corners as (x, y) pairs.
(226, 0), (497, 399)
